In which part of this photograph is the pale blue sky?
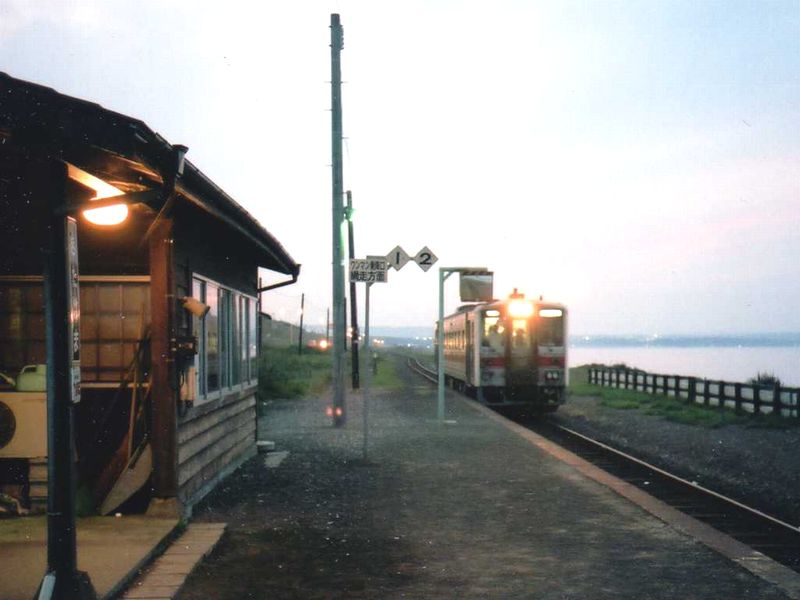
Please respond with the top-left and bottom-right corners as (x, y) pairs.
(2, 0), (798, 334)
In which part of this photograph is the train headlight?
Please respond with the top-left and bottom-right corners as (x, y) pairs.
(508, 299), (533, 318)
(545, 370), (561, 382)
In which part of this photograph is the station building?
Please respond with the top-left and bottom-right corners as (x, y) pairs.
(0, 72), (300, 517)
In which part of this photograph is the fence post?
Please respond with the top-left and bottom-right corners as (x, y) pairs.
(773, 383), (782, 417)
(703, 380), (710, 406)
(753, 385), (761, 415)
(734, 383), (742, 414)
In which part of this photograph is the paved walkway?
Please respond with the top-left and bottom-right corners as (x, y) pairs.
(0, 515), (179, 600)
(122, 523), (226, 599)
(176, 360), (800, 599)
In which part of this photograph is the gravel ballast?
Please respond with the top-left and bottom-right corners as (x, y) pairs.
(553, 392), (800, 527)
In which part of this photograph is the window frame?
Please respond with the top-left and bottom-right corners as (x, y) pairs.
(191, 274), (258, 403)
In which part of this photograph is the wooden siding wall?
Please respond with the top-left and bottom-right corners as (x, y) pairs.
(172, 202), (261, 510)
(177, 387), (257, 507)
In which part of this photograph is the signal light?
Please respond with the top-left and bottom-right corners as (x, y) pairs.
(326, 406), (333, 417)
(335, 407), (343, 417)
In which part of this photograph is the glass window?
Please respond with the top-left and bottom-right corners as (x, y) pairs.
(537, 313), (565, 345)
(241, 297), (251, 382)
(206, 283), (219, 393)
(231, 294), (241, 386)
(511, 319), (530, 348)
(193, 278), (207, 396)
(248, 299), (257, 379)
(192, 276), (257, 397)
(482, 311), (505, 351)
(219, 288), (231, 388)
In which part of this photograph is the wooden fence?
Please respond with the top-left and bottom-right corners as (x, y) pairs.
(588, 366), (799, 419)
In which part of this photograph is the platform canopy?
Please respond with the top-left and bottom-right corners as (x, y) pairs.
(0, 71), (299, 278)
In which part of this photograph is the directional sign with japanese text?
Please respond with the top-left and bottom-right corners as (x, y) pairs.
(350, 255), (389, 283)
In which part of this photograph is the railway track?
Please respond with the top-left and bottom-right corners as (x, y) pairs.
(407, 357), (800, 574)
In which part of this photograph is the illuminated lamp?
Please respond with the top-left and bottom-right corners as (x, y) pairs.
(508, 298), (534, 319)
(67, 164), (128, 225)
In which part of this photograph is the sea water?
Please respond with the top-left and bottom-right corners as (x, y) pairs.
(569, 345), (800, 387)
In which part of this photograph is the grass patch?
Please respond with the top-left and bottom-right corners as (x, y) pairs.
(259, 346), (332, 401)
(366, 352), (404, 391)
(568, 364), (797, 428)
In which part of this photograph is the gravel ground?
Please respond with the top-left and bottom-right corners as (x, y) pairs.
(552, 393), (800, 527)
(174, 360), (798, 599)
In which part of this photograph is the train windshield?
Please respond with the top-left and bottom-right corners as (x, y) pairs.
(511, 319), (530, 348)
(481, 310), (505, 351)
(537, 309), (564, 345)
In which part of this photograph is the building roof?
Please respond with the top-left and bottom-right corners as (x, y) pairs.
(0, 71), (300, 277)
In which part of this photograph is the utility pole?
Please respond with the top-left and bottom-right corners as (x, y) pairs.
(346, 191), (360, 389)
(330, 13), (346, 425)
(298, 293), (305, 355)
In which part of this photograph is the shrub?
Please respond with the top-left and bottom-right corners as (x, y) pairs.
(747, 372), (782, 388)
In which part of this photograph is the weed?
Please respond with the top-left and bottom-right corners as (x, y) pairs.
(568, 365), (797, 429)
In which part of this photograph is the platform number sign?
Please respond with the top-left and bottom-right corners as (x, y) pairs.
(413, 247), (437, 272)
(387, 246), (410, 271)
(386, 245), (438, 272)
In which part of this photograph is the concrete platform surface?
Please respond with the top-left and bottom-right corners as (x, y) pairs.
(0, 514), (178, 599)
(176, 360), (800, 599)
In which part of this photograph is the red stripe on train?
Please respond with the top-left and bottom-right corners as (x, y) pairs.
(537, 356), (565, 367)
(480, 357), (505, 367)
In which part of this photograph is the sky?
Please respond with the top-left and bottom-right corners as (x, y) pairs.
(2, 0), (798, 335)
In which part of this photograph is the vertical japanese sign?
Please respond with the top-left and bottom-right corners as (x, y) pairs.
(66, 216), (81, 404)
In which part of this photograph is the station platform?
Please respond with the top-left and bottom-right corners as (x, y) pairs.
(181, 360), (800, 599)
(0, 514), (179, 600)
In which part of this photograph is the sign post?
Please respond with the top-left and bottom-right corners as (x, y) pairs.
(350, 246), (438, 454)
(349, 256), (389, 459)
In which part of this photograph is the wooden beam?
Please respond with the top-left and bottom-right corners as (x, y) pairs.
(149, 217), (177, 497)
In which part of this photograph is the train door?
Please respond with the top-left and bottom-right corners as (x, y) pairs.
(465, 315), (474, 387)
(507, 314), (536, 393)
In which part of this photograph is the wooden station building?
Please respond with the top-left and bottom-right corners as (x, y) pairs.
(0, 72), (300, 517)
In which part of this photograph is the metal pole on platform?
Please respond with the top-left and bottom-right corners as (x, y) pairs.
(38, 161), (97, 600)
(437, 269), (451, 422)
(330, 13), (346, 426)
(346, 191), (360, 389)
(362, 282), (371, 459)
(298, 293), (305, 355)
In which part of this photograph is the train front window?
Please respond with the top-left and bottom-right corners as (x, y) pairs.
(511, 319), (530, 348)
(538, 309), (564, 345)
(482, 311), (505, 351)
